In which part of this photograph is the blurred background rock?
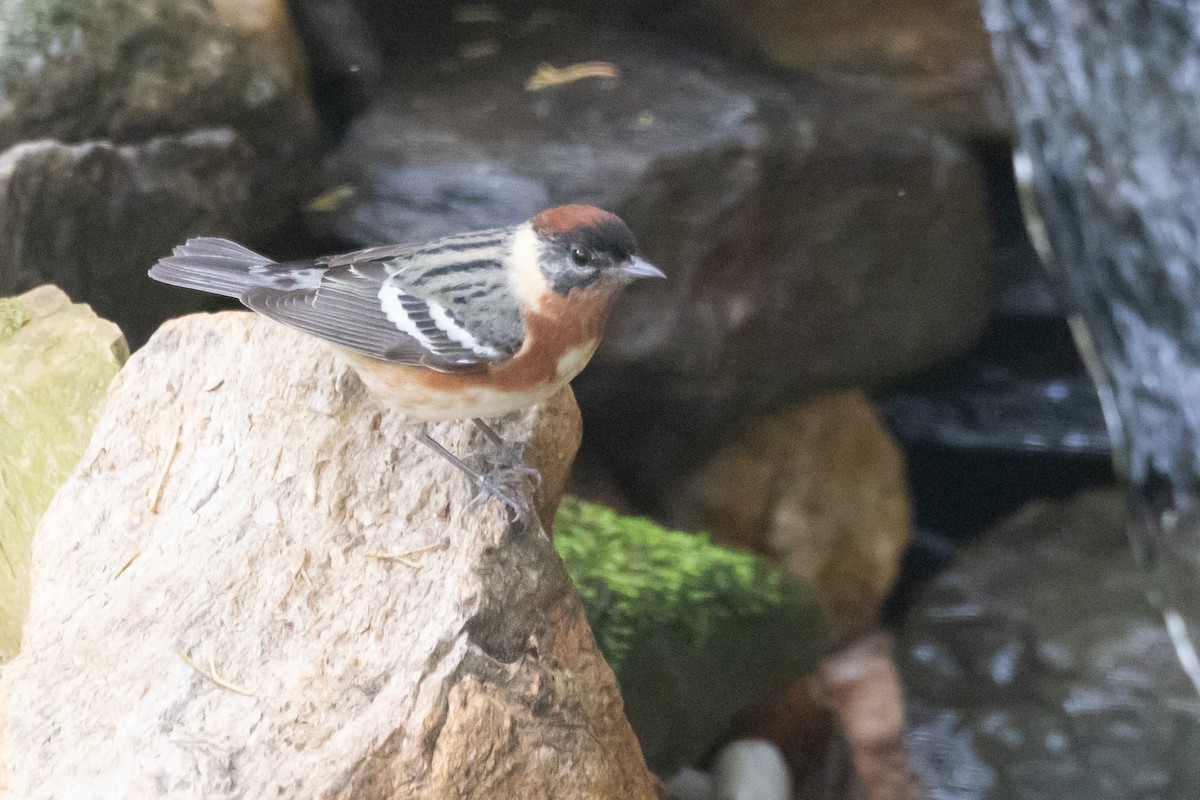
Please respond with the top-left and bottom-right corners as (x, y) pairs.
(0, 0), (1148, 798)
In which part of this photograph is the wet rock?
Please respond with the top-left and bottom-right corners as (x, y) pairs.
(554, 497), (828, 776)
(880, 323), (1109, 459)
(0, 311), (656, 799)
(670, 392), (911, 642)
(0, 285), (126, 663)
(722, 0), (1009, 137)
(878, 153), (1113, 541)
(0, 0), (318, 345)
(310, 34), (994, 490)
(900, 490), (1200, 800)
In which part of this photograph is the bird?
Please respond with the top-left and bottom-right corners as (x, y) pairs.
(149, 204), (665, 521)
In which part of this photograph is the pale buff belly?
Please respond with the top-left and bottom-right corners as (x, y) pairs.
(337, 342), (596, 422)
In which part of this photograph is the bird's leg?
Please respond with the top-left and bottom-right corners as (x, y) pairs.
(470, 418), (542, 492)
(472, 418), (505, 447)
(414, 423), (527, 519)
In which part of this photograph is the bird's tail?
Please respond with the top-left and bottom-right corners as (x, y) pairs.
(149, 238), (306, 298)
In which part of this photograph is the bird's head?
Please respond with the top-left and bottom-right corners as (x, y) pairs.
(508, 205), (665, 305)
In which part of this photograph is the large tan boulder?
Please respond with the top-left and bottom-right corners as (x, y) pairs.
(0, 311), (655, 799)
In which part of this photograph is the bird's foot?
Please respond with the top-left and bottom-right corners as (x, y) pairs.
(464, 449), (541, 530)
(414, 422), (539, 530)
(478, 440), (542, 491)
(464, 471), (535, 529)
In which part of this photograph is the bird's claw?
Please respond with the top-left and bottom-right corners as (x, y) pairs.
(465, 472), (533, 528)
(462, 444), (542, 529)
(468, 444), (542, 494)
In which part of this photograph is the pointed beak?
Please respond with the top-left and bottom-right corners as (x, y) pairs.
(622, 256), (666, 281)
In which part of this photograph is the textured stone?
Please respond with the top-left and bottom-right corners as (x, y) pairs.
(0, 312), (654, 799)
(0, 0), (312, 150)
(671, 392), (911, 641)
(0, 285), (126, 663)
(0, 133), (294, 347)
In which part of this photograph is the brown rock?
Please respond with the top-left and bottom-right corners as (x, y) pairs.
(724, 0), (1009, 137)
(0, 312), (654, 799)
(672, 392), (911, 641)
(818, 634), (920, 800)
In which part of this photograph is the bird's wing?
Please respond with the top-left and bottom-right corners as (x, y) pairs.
(242, 258), (522, 372)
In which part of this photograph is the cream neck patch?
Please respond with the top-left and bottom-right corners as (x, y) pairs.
(507, 222), (549, 310)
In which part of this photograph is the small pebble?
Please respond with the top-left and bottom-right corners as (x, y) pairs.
(712, 739), (792, 800)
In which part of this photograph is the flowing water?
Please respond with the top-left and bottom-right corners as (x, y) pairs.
(984, 0), (1200, 693)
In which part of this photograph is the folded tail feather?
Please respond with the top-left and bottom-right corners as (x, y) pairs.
(149, 238), (316, 298)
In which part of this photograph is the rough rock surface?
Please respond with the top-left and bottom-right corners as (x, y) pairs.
(0, 0), (317, 346)
(901, 490), (1200, 800)
(0, 285), (127, 663)
(0, 0), (312, 151)
(671, 392), (911, 641)
(0, 312), (655, 799)
(308, 33), (994, 488)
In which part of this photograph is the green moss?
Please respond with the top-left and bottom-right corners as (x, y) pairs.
(553, 497), (829, 772)
(555, 496), (802, 670)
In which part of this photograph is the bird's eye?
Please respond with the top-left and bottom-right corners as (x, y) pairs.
(570, 246), (591, 267)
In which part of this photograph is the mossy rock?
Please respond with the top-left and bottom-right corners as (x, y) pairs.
(554, 497), (830, 774)
(0, 285), (126, 661)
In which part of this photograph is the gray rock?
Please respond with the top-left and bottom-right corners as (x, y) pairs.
(309, 33), (995, 487)
(0, 132), (294, 346)
(0, 311), (656, 798)
(0, 0), (313, 152)
(900, 490), (1200, 800)
(0, 0), (319, 345)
